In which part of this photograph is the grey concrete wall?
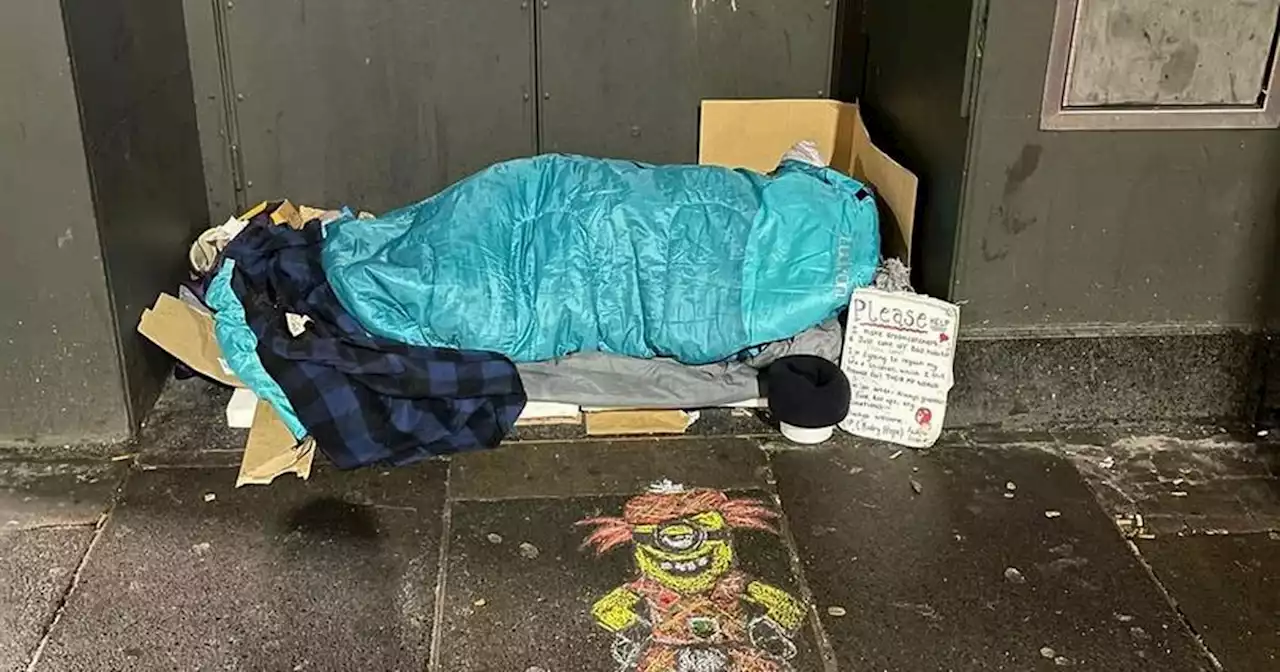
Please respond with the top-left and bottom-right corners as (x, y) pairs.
(0, 0), (208, 445)
(0, 1), (129, 443)
(62, 0), (212, 429)
(956, 0), (1280, 335)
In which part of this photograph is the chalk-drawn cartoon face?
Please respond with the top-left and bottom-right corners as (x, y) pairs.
(632, 510), (735, 593)
(578, 485), (778, 595)
(579, 483), (808, 671)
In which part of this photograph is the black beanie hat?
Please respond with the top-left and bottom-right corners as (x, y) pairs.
(766, 355), (852, 429)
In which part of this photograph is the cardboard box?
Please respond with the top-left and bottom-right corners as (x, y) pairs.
(699, 99), (918, 260)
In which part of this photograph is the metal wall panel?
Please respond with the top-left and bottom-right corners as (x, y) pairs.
(224, 0), (536, 213)
(62, 0), (213, 428)
(0, 1), (128, 443)
(538, 0), (837, 164)
(861, 0), (978, 300)
(955, 0), (1280, 332)
(184, 0), (240, 224)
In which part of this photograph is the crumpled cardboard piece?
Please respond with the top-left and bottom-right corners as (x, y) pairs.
(298, 204), (329, 223)
(137, 294), (243, 388)
(237, 400), (315, 487)
(240, 199), (305, 229)
(137, 294), (312, 487)
(584, 409), (698, 436)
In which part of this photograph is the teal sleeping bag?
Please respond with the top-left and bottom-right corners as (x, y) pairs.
(322, 154), (879, 365)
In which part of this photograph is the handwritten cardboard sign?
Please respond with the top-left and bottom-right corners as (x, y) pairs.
(838, 288), (960, 447)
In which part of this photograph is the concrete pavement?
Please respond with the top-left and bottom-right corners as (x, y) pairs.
(2, 380), (1277, 671)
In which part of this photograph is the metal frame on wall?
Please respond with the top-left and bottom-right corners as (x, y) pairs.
(1040, 0), (1280, 131)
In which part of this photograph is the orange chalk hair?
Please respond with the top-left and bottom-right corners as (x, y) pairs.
(577, 488), (780, 554)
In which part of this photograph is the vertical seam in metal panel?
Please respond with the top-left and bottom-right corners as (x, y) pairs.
(950, 0), (989, 301)
(532, 0), (544, 154)
(56, 0), (135, 435)
(960, 0), (988, 118)
(847, 0), (871, 103)
(212, 0), (247, 211)
(825, 0), (839, 96)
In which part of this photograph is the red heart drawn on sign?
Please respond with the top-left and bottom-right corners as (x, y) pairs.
(939, 333), (950, 343)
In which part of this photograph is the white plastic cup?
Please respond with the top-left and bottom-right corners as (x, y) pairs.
(779, 422), (834, 445)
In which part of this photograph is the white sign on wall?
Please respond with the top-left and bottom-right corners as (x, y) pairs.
(838, 288), (960, 448)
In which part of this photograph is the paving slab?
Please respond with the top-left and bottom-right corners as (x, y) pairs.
(1067, 435), (1280, 535)
(0, 528), (93, 672)
(1140, 533), (1280, 671)
(450, 437), (772, 500)
(434, 492), (824, 671)
(772, 442), (1214, 671)
(0, 460), (126, 530)
(134, 379), (244, 467)
(34, 463), (446, 672)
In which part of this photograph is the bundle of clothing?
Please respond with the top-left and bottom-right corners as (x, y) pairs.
(196, 149), (881, 469)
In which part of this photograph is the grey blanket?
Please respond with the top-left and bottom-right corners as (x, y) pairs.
(516, 319), (842, 408)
